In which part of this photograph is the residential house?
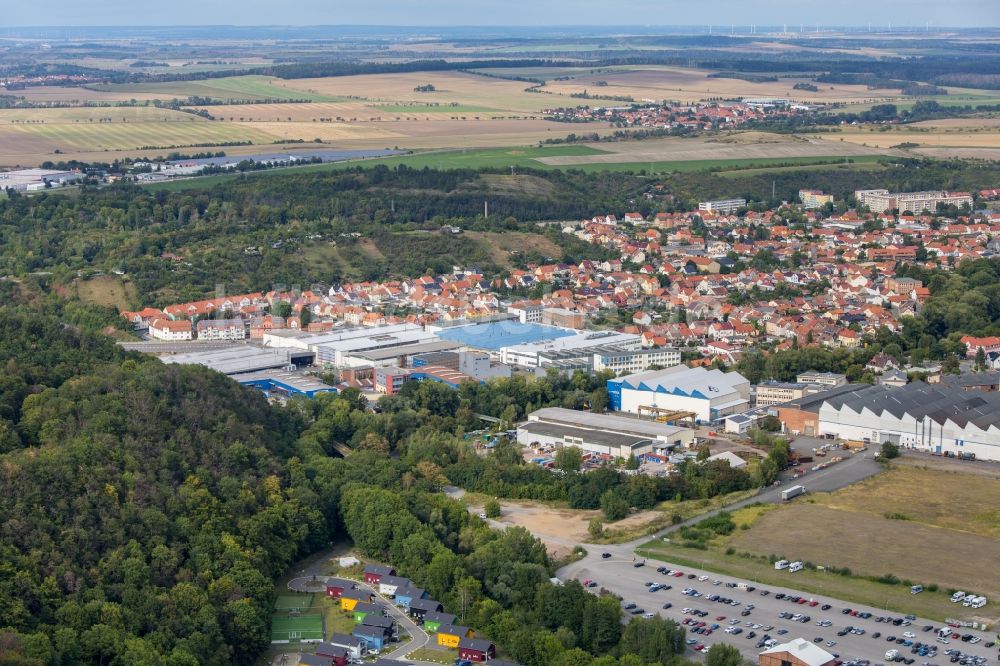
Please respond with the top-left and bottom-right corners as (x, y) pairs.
(352, 624), (390, 652)
(436, 625), (474, 648)
(351, 602), (382, 623)
(321, 635), (366, 661)
(363, 564), (396, 585)
(393, 586), (427, 609)
(340, 589), (374, 612)
(458, 637), (497, 663)
(325, 578), (353, 599)
(378, 575), (411, 598)
(196, 318), (246, 341)
(148, 317), (193, 341)
(422, 611), (456, 633)
(408, 598), (444, 621)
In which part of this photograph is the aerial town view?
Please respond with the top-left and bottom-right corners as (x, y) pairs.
(2, 2), (1000, 666)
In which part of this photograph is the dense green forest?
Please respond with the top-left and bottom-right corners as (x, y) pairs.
(0, 293), (714, 665)
(4, 160), (1000, 308)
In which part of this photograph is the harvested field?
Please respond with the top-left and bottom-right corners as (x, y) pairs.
(826, 128), (1000, 149)
(89, 75), (340, 102)
(910, 118), (1000, 128)
(535, 134), (891, 166)
(279, 71), (550, 113)
(496, 64), (911, 105)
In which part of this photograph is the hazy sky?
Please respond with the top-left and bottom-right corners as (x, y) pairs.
(4, 0), (999, 28)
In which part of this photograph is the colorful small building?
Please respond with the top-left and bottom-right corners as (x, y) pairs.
(393, 586), (427, 609)
(340, 588), (374, 612)
(423, 611), (456, 633)
(408, 598), (443, 621)
(363, 564), (396, 585)
(458, 637), (497, 663)
(378, 574), (411, 597)
(325, 577), (352, 599)
(352, 624), (390, 652)
(351, 601), (382, 624)
(436, 624), (474, 649)
(320, 635), (366, 661)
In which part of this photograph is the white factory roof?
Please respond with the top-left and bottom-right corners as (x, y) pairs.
(526, 407), (690, 439)
(161, 346), (293, 375)
(613, 365), (749, 398)
(761, 638), (835, 666)
(503, 330), (640, 354)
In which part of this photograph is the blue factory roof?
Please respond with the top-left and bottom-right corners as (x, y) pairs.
(437, 321), (575, 351)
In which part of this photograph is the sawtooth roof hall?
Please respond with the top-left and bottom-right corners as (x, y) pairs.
(817, 381), (1000, 461)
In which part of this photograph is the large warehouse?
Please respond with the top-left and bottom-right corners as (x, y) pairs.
(607, 366), (751, 424)
(517, 407), (695, 458)
(816, 382), (1000, 461)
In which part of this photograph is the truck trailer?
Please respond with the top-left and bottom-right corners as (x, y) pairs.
(781, 485), (806, 501)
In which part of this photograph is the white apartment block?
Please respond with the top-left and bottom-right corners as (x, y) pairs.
(854, 189), (973, 214)
(698, 198), (746, 215)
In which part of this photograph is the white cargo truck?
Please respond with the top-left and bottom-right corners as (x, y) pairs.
(781, 485), (806, 501)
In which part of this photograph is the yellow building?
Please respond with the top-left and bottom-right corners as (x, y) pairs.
(437, 625), (474, 648)
(799, 189), (834, 209)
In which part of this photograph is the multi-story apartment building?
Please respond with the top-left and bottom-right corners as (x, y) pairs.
(196, 318), (247, 341)
(507, 302), (543, 324)
(796, 371), (848, 388)
(799, 189), (834, 209)
(149, 317), (193, 341)
(854, 189), (973, 214)
(698, 198), (747, 215)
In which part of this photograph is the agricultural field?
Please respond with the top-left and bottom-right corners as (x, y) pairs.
(638, 466), (1000, 622)
(482, 64), (915, 105)
(533, 133), (892, 167)
(814, 125), (1000, 160)
(278, 71), (551, 113)
(88, 75), (342, 102)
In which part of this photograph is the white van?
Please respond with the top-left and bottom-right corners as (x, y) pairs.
(774, 560), (789, 570)
(951, 591), (966, 602)
(972, 596), (987, 608)
(910, 585), (923, 594)
(788, 561), (804, 573)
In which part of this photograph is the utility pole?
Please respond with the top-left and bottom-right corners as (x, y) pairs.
(484, 200), (488, 219)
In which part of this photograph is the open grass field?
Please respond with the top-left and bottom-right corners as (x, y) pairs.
(636, 466), (1000, 623)
(73, 276), (137, 311)
(269, 614), (324, 644)
(89, 75), (342, 102)
(275, 594), (314, 612)
(463, 230), (564, 266)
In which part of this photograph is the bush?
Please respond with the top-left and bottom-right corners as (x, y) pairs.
(484, 499), (501, 518)
(880, 441), (900, 459)
(671, 513), (683, 525)
(725, 546), (735, 555)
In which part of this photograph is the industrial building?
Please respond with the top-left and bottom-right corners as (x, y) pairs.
(759, 638), (836, 666)
(263, 324), (448, 368)
(436, 320), (575, 352)
(517, 407), (695, 458)
(796, 371), (847, 388)
(816, 382), (1000, 461)
(500, 330), (641, 368)
(160, 346), (308, 375)
(234, 370), (338, 399)
(411, 350), (511, 380)
(854, 189), (973, 214)
(0, 168), (83, 191)
(754, 381), (815, 407)
(607, 366), (751, 424)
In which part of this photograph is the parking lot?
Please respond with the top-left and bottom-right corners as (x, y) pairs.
(564, 556), (997, 666)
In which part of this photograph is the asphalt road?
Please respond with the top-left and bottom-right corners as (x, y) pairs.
(558, 555), (998, 665)
(626, 450), (883, 548)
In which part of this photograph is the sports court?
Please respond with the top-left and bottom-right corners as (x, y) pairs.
(269, 613), (324, 644)
(275, 594), (314, 611)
